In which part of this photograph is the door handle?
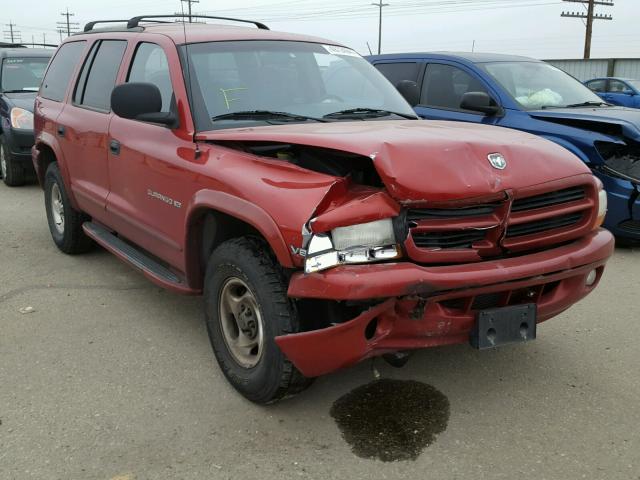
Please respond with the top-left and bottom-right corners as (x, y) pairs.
(109, 139), (121, 155)
(57, 125), (65, 137)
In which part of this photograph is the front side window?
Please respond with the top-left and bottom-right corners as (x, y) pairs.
(421, 63), (489, 110)
(481, 61), (604, 110)
(0, 57), (50, 92)
(374, 62), (421, 87)
(182, 41), (415, 131)
(607, 80), (630, 93)
(41, 41), (86, 102)
(75, 40), (127, 111)
(128, 42), (173, 112)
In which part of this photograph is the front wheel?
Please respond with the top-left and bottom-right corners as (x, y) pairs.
(204, 237), (312, 404)
(0, 135), (25, 187)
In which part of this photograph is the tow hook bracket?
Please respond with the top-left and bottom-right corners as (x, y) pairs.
(470, 303), (537, 349)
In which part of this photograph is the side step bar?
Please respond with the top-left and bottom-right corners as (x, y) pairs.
(83, 222), (199, 295)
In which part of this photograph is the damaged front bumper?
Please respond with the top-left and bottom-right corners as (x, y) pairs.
(275, 229), (614, 377)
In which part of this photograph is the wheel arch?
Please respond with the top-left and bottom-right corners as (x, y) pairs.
(184, 190), (294, 289)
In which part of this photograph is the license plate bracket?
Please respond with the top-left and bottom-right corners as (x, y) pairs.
(470, 303), (537, 349)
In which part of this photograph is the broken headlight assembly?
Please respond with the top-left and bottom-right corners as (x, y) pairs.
(305, 218), (401, 274)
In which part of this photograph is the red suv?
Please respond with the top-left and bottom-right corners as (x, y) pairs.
(33, 15), (614, 403)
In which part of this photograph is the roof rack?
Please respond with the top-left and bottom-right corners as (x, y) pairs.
(83, 20), (130, 32)
(126, 14), (269, 30)
(0, 42), (57, 48)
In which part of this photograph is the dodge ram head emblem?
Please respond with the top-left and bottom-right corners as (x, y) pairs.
(488, 153), (507, 170)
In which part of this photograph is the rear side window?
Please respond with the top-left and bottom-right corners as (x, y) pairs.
(75, 40), (127, 111)
(127, 43), (173, 112)
(421, 63), (489, 110)
(374, 62), (420, 88)
(41, 41), (86, 102)
(586, 79), (606, 93)
(607, 79), (629, 93)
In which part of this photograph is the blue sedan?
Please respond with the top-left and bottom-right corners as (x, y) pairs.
(367, 52), (640, 241)
(585, 77), (640, 109)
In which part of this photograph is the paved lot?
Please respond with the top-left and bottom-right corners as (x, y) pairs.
(1, 182), (639, 480)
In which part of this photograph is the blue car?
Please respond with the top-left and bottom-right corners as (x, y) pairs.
(585, 77), (640, 109)
(367, 52), (640, 241)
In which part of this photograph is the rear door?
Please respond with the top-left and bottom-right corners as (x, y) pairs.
(56, 39), (127, 220)
(106, 40), (194, 268)
(415, 62), (500, 125)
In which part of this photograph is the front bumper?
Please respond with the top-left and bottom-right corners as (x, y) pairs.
(276, 229), (614, 377)
(5, 127), (35, 166)
(598, 171), (640, 240)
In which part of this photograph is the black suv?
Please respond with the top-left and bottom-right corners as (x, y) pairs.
(0, 46), (52, 186)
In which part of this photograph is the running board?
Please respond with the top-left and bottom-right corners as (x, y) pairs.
(83, 222), (199, 295)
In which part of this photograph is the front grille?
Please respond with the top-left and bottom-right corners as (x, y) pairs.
(506, 212), (583, 238)
(617, 220), (640, 235)
(412, 229), (487, 249)
(408, 204), (499, 221)
(511, 186), (585, 212)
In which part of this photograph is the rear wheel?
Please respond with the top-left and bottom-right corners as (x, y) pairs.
(204, 237), (312, 404)
(0, 136), (25, 187)
(44, 162), (93, 254)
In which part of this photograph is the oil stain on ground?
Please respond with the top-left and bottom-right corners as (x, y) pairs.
(330, 379), (450, 462)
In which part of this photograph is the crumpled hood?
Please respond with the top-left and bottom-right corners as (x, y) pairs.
(529, 106), (640, 142)
(3, 92), (37, 112)
(197, 120), (590, 202)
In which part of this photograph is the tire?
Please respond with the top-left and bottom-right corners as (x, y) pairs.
(0, 135), (25, 187)
(44, 162), (93, 254)
(204, 237), (312, 404)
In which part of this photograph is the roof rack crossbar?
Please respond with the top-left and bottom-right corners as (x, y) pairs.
(84, 20), (130, 32)
(126, 14), (269, 30)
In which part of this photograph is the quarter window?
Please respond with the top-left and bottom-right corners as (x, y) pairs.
(421, 63), (489, 110)
(75, 40), (127, 111)
(374, 62), (420, 87)
(41, 41), (86, 102)
(127, 43), (174, 112)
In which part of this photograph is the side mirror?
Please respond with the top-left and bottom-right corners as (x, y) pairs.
(395, 80), (420, 107)
(622, 89), (636, 96)
(111, 82), (177, 127)
(460, 91), (502, 116)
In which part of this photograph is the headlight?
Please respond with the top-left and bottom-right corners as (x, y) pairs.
(305, 218), (401, 274)
(594, 181), (607, 229)
(10, 108), (34, 130)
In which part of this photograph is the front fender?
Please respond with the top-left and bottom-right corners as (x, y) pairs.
(539, 135), (593, 164)
(185, 189), (295, 270)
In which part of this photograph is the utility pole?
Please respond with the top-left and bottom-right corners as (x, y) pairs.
(561, 0), (614, 59)
(57, 8), (79, 37)
(371, 1), (389, 55)
(42, 33), (46, 45)
(57, 28), (64, 43)
(3, 21), (21, 43)
(180, 0), (200, 23)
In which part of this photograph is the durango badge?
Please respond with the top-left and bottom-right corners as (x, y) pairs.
(488, 153), (507, 170)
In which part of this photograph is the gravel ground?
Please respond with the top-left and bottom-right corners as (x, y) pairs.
(1, 182), (639, 480)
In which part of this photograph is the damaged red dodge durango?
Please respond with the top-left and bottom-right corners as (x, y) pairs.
(33, 16), (614, 403)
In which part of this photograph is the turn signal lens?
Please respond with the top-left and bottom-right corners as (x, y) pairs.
(594, 186), (607, 229)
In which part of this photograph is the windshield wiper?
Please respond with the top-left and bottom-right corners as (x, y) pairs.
(323, 108), (416, 120)
(1, 89), (38, 93)
(211, 110), (328, 123)
(564, 101), (609, 108)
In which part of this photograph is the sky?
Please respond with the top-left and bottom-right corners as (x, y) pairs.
(1, 0), (637, 59)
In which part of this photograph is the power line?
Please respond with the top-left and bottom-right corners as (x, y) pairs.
(56, 8), (79, 38)
(561, 0), (614, 58)
(372, 1), (389, 55)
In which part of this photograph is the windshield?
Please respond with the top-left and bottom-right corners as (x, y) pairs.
(181, 40), (416, 130)
(1, 57), (50, 92)
(480, 61), (605, 110)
